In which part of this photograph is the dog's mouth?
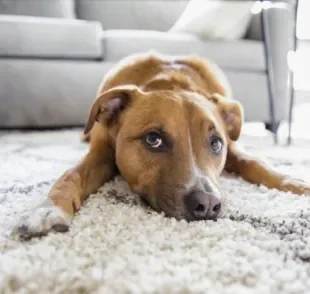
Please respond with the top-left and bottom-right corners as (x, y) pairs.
(139, 193), (162, 212)
(139, 193), (178, 216)
(139, 192), (225, 222)
(146, 193), (193, 221)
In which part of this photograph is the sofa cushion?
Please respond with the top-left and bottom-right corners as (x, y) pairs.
(0, 60), (281, 127)
(0, 15), (103, 59)
(0, 0), (75, 18)
(76, 0), (189, 31)
(0, 59), (112, 127)
(101, 30), (265, 71)
(170, 0), (254, 40)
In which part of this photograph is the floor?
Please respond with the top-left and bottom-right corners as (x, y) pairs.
(242, 101), (310, 144)
(2, 129), (310, 293)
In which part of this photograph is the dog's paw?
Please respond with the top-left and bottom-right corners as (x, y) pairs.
(13, 204), (71, 240)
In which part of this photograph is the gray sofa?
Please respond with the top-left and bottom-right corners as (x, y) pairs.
(0, 0), (295, 130)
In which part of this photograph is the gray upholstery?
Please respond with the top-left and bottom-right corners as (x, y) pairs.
(0, 0), (75, 18)
(246, 1), (294, 41)
(0, 15), (102, 59)
(246, 3), (295, 119)
(0, 59), (272, 127)
(76, 0), (189, 31)
(226, 71), (270, 121)
(102, 30), (265, 71)
(264, 4), (295, 120)
(0, 0), (297, 128)
(0, 59), (113, 127)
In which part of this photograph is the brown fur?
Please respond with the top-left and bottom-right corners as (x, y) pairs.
(28, 52), (310, 233)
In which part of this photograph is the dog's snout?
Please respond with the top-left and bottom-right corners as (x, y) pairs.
(185, 190), (221, 221)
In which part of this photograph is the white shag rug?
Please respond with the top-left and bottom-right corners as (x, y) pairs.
(1, 129), (310, 294)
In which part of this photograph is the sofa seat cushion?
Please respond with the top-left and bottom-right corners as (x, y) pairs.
(102, 30), (265, 71)
(0, 59), (112, 127)
(0, 15), (103, 59)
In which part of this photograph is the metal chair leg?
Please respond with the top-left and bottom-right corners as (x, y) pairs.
(287, 0), (299, 145)
(260, 0), (278, 144)
(287, 74), (295, 145)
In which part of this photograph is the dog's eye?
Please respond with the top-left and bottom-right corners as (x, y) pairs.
(144, 132), (163, 148)
(210, 135), (223, 154)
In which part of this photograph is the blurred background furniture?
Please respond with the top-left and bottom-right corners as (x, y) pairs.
(287, 0), (299, 144)
(0, 0), (296, 138)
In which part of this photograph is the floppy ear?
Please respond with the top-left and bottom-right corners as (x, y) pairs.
(210, 94), (244, 141)
(84, 85), (141, 135)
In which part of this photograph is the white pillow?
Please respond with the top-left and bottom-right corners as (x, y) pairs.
(169, 0), (255, 40)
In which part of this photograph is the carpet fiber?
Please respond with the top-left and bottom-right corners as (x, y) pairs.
(1, 129), (310, 294)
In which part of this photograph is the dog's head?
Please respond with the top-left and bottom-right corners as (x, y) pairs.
(84, 85), (243, 221)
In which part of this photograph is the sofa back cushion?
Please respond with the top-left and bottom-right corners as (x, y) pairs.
(0, 0), (75, 18)
(76, 0), (189, 31)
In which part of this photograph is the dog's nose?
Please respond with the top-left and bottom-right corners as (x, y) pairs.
(185, 190), (221, 220)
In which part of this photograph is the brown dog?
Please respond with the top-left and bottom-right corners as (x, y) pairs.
(15, 51), (310, 239)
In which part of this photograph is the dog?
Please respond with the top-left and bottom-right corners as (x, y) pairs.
(15, 51), (310, 239)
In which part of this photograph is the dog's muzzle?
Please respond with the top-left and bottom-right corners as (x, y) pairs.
(184, 190), (221, 221)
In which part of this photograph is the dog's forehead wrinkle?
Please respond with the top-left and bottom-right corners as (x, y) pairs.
(125, 97), (184, 134)
(183, 94), (220, 132)
(184, 91), (214, 109)
(136, 91), (219, 137)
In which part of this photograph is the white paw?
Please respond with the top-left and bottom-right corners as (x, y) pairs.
(13, 203), (71, 240)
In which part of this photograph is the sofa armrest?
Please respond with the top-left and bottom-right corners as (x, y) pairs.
(0, 15), (103, 59)
(247, 2), (295, 120)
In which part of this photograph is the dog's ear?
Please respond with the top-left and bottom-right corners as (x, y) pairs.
(84, 85), (141, 135)
(210, 94), (244, 141)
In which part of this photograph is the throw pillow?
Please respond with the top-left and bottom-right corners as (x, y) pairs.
(169, 0), (255, 40)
